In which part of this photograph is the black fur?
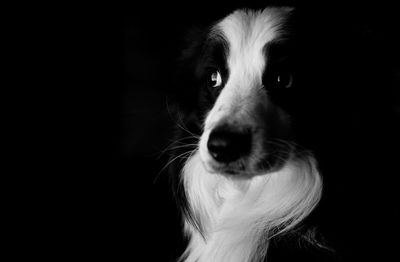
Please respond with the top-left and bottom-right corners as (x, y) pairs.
(168, 5), (400, 262)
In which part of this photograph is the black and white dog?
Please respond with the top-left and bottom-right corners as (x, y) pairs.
(170, 7), (323, 262)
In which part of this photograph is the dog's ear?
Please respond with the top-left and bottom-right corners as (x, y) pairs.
(164, 28), (207, 228)
(167, 26), (211, 215)
(169, 26), (210, 116)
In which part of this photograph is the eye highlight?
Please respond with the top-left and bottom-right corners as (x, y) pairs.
(263, 69), (294, 90)
(208, 70), (222, 88)
(275, 72), (293, 88)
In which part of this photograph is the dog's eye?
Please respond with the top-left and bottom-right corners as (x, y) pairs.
(275, 72), (293, 88)
(209, 70), (222, 88)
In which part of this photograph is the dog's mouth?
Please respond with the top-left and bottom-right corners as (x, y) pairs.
(202, 158), (246, 176)
(200, 141), (291, 177)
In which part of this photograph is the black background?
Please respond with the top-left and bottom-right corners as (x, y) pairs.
(19, 1), (400, 261)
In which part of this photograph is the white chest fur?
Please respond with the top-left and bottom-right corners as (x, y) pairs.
(180, 152), (322, 262)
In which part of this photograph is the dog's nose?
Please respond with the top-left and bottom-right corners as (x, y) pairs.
(207, 126), (251, 163)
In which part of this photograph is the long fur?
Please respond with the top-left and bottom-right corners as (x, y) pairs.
(173, 8), (323, 262)
(181, 152), (322, 262)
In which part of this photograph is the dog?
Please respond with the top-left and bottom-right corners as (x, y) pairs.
(169, 7), (323, 262)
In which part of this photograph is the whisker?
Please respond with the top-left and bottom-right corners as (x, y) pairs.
(165, 97), (199, 138)
(153, 149), (196, 184)
(167, 144), (199, 150)
(157, 143), (198, 158)
(156, 135), (200, 159)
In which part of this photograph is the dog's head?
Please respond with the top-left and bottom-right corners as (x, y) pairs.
(171, 9), (325, 260)
(175, 8), (305, 177)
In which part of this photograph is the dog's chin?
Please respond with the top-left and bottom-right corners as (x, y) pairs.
(200, 151), (289, 177)
(202, 160), (243, 176)
(201, 156), (269, 178)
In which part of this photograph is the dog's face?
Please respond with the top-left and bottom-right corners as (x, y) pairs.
(178, 8), (299, 177)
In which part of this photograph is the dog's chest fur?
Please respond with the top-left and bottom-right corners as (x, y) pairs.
(181, 152), (321, 262)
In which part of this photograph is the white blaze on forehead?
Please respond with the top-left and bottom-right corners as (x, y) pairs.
(203, 8), (293, 131)
(216, 8), (292, 78)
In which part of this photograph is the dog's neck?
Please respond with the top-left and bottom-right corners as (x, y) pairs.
(180, 151), (322, 262)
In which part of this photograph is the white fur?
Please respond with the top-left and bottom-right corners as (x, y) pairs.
(181, 152), (322, 262)
(179, 8), (323, 262)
